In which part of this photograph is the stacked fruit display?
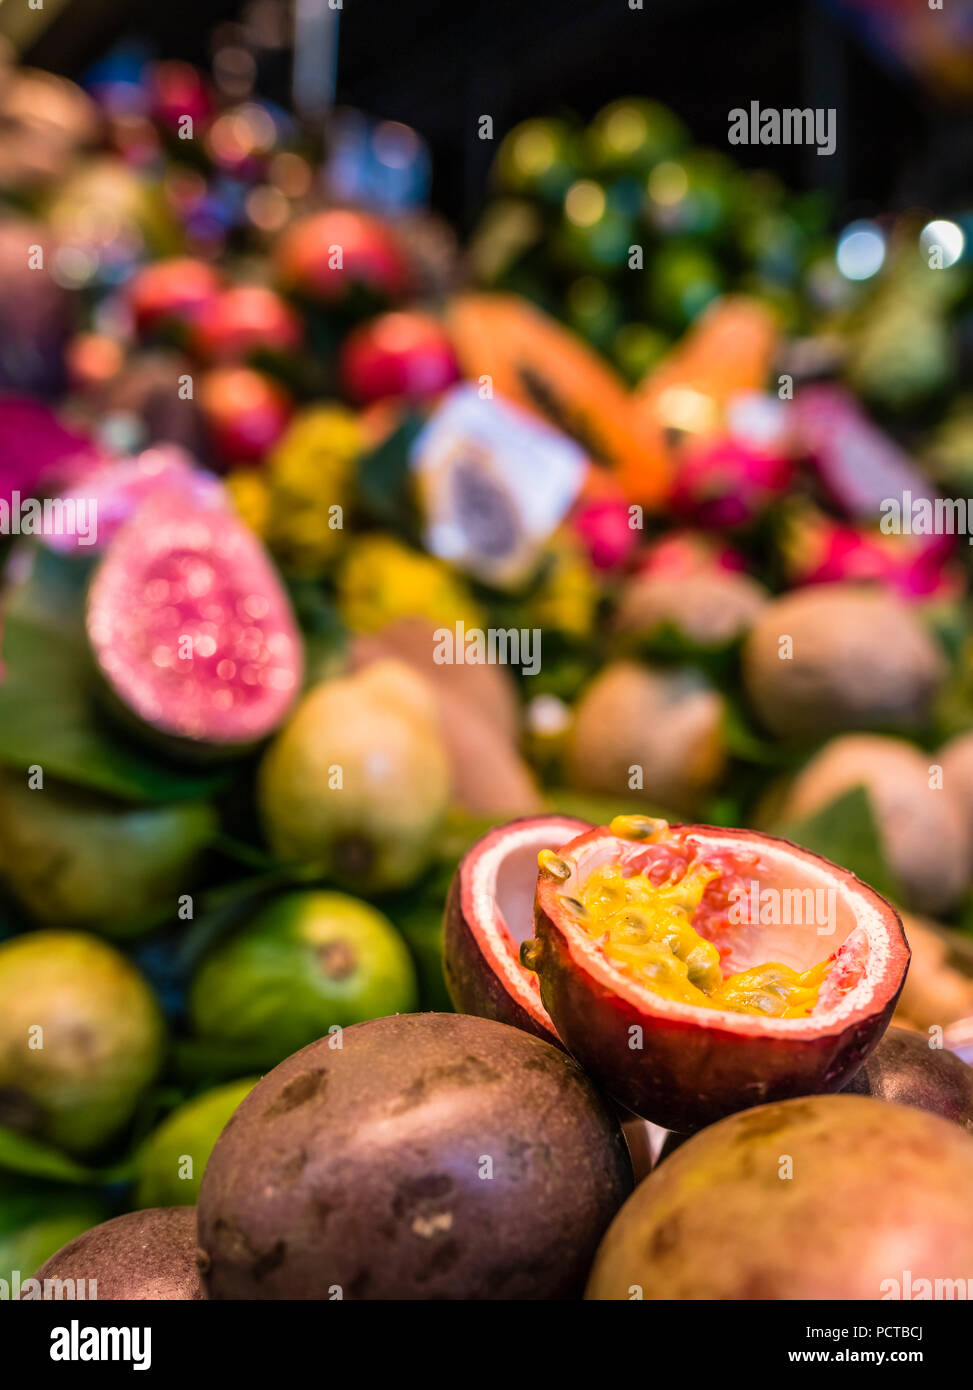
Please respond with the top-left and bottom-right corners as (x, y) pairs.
(1, 47), (972, 1299)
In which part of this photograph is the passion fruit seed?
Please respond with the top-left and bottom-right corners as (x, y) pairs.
(609, 814), (669, 842)
(520, 938), (545, 971)
(575, 862), (832, 1019)
(537, 849), (572, 881)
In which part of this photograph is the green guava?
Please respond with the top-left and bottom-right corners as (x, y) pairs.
(135, 1077), (258, 1209)
(0, 772), (216, 938)
(0, 932), (165, 1154)
(189, 890), (418, 1066)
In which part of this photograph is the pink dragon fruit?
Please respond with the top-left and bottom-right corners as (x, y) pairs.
(780, 504), (960, 602)
(671, 435), (794, 529)
(0, 396), (102, 507)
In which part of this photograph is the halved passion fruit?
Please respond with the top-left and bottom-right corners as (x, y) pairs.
(443, 814), (589, 1043)
(443, 813), (661, 1177)
(523, 817), (910, 1132)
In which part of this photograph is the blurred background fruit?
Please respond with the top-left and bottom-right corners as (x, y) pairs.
(189, 891), (417, 1065)
(134, 1078), (258, 1208)
(0, 0), (971, 1272)
(0, 933), (163, 1155)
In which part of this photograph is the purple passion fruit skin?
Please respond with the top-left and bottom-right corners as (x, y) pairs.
(586, 1095), (973, 1300)
(842, 1025), (973, 1133)
(527, 820), (910, 1132)
(442, 814), (590, 1044)
(32, 1208), (204, 1300)
(86, 496), (303, 762)
(658, 1028), (973, 1162)
(197, 1013), (633, 1300)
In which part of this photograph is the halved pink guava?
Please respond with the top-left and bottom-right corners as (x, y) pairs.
(528, 822), (910, 1132)
(86, 496), (303, 760)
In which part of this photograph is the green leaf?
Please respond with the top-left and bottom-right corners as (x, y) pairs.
(170, 1038), (275, 1085)
(774, 784), (903, 903)
(0, 1127), (132, 1187)
(722, 700), (809, 768)
(355, 415), (425, 540)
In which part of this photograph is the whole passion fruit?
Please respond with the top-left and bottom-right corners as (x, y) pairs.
(523, 818), (909, 1131)
(197, 1012), (633, 1299)
(0, 932), (164, 1154)
(86, 495), (303, 762)
(742, 584), (945, 740)
(842, 1025), (973, 1132)
(32, 1208), (203, 1300)
(586, 1094), (973, 1299)
(188, 890), (417, 1066)
(567, 661), (725, 815)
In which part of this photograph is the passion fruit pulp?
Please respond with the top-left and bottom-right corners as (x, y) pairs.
(524, 818), (910, 1131)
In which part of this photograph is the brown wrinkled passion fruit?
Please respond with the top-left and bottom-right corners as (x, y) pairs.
(197, 1013), (633, 1299)
(32, 1208), (204, 1301)
(523, 817), (910, 1131)
(586, 1095), (973, 1300)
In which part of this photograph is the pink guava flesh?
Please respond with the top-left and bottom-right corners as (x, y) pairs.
(86, 498), (303, 754)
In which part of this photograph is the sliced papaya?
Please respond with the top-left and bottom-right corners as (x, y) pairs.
(632, 295), (779, 458)
(446, 292), (670, 507)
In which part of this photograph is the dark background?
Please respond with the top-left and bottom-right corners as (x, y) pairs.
(21, 0), (973, 228)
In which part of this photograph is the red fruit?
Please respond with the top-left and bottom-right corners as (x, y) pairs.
(149, 61), (213, 133)
(129, 258), (222, 337)
(276, 209), (410, 304)
(443, 814), (590, 1044)
(638, 529), (746, 580)
(86, 496), (303, 759)
(672, 436), (793, 530)
(199, 366), (292, 465)
(570, 495), (637, 572)
(191, 285), (303, 363)
(524, 820), (910, 1132)
(339, 311), (459, 404)
(781, 505), (959, 602)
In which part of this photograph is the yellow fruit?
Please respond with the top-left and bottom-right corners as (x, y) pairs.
(337, 535), (484, 634)
(257, 659), (451, 892)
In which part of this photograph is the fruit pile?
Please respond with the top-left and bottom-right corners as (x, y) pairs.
(1, 43), (973, 1299)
